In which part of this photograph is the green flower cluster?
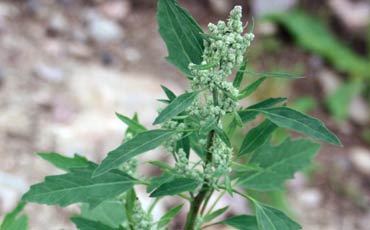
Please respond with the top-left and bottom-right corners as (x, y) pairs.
(131, 199), (154, 230)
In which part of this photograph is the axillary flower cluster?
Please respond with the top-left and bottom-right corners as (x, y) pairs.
(162, 6), (254, 187)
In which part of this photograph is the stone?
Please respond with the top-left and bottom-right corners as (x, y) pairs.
(208, 0), (232, 15)
(99, 0), (131, 20)
(251, 0), (297, 17)
(48, 13), (68, 35)
(0, 171), (27, 212)
(317, 69), (341, 96)
(34, 64), (65, 82)
(350, 147), (370, 175)
(297, 188), (322, 208)
(348, 96), (370, 125)
(329, 0), (370, 29)
(86, 11), (124, 43)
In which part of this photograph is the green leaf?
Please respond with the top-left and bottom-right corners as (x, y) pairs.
(253, 201), (301, 230)
(233, 63), (247, 88)
(161, 85), (177, 101)
(115, 112), (147, 134)
(94, 130), (174, 177)
(0, 202), (28, 230)
(150, 177), (200, 197)
(157, 204), (184, 228)
(221, 215), (258, 230)
(153, 91), (199, 125)
(238, 120), (277, 156)
(204, 206), (228, 222)
(243, 70), (302, 79)
(147, 173), (175, 193)
(266, 11), (369, 78)
(148, 161), (172, 171)
(80, 200), (125, 228)
(238, 98), (287, 123)
(38, 153), (89, 171)
(157, 0), (204, 76)
(124, 189), (136, 224)
(238, 77), (266, 99)
(71, 217), (119, 230)
(253, 107), (341, 146)
(22, 163), (136, 208)
(326, 81), (362, 121)
(237, 138), (320, 190)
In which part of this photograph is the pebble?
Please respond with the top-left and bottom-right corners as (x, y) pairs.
(208, 0), (232, 15)
(123, 47), (141, 62)
(297, 188), (322, 208)
(0, 171), (27, 212)
(48, 13), (68, 35)
(348, 96), (370, 125)
(350, 147), (370, 175)
(251, 0), (297, 17)
(34, 64), (65, 82)
(99, 0), (131, 20)
(86, 12), (124, 43)
(329, 0), (370, 29)
(317, 68), (341, 96)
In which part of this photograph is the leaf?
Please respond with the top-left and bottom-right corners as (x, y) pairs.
(71, 217), (119, 230)
(124, 189), (136, 223)
(157, 0), (204, 76)
(80, 200), (126, 228)
(148, 161), (172, 171)
(157, 204), (184, 228)
(253, 201), (301, 230)
(266, 11), (369, 78)
(0, 202), (28, 230)
(243, 70), (302, 79)
(326, 81), (362, 121)
(238, 120), (277, 156)
(203, 206), (228, 222)
(161, 85), (177, 101)
(147, 173), (175, 193)
(238, 77), (266, 99)
(215, 127), (231, 147)
(38, 153), (89, 171)
(233, 63), (247, 88)
(22, 163), (136, 208)
(115, 112), (147, 134)
(221, 215), (258, 230)
(153, 91), (199, 125)
(253, 107), (341, 146)
(150, 177), (200, 197)
(94, 130), (174, 177)
(237, 138), (320, 190)
(238, 98), (287, 123)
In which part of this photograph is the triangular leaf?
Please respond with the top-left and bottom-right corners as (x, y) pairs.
(23, 163), (136, 208)
(150, 177), (200, 197)
(157, 0), (204, 76)
(253, 107), (341, 146)
(161, 85), (177, 101)
(221, 215), (258, 230)
(38, 152), (89, 171)
(238, 77), (266, 99)
(157, 204), (184, 228)
(204, 206), (229, 222)
(237, 138), (320, 190)
(71, 217), (119, 230)
(115, 112), (147, 134)
(80, 200), (126, 228)
(238, 120), (277, 156)
(153, 91), (199, 125)
(94, 130), (174, 177)
(253, 201), (301, 230)
(0, 202), (28, 230)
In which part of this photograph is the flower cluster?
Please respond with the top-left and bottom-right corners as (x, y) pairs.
(131, 199), (154, 230)
(189, 5), (254, 118)
(174, 148), (202, 181)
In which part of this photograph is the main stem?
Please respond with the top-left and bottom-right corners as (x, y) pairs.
(185, 90), (219, 230)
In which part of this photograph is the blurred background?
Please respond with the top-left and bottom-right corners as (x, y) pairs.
(0, 0), (369, 229)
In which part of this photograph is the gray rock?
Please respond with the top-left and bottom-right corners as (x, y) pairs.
(86, 11), (124, 43)
(208, 0), (232, 15)
(297, 188), (322, 208)
(99, 0), (131, 20)
(349, 96), (370, 125)
(34, 64), (65, 82)
(350, 147), (370, 175)
(48, 13), (68, 34)
(317, 69), (341, 96)
(252, 0), (297, 17)
(0, 171), (27, 212)
(329, 0), (370, 29)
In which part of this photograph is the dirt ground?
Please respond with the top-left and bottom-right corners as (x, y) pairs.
(0, 0), (369, 229)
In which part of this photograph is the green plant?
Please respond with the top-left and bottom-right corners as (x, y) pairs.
(1, 1), (341, 229)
